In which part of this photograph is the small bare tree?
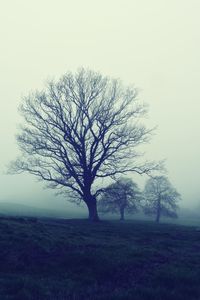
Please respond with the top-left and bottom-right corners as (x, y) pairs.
(10, 68), (159, 221)
(98, 177), (142, 221)
(143, 176), (181, 223)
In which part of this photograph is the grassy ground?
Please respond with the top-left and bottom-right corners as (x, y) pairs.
(0, 217), (200, 300)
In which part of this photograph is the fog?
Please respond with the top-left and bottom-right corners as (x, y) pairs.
(0, 0), (199, 213)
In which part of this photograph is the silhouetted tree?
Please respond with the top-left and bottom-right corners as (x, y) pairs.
(143, 176), (180, 223)
(98, 177), (142, 220)
(10, 68), (160, 221)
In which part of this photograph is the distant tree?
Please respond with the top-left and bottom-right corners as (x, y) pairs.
(143, 176), (181, 223)
(10, 68), (160, 221)
(98, 177), (142, 220)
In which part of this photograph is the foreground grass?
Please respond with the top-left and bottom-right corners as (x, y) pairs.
(0, 217), (200, 300)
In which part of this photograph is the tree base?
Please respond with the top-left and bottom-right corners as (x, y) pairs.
(88, 217), (101, 222)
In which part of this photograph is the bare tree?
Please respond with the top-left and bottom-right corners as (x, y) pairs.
(10, 68), (159, 221)
(143, 176), (181, 223)
(98, 177), (142, 221)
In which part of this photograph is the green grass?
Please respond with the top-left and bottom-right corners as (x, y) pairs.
(0, 217), (200, 299)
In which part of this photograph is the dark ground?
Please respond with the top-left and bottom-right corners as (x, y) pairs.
(0, 216), (200, 300)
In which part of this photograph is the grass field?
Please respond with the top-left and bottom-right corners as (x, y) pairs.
(0, 216), (200, 300)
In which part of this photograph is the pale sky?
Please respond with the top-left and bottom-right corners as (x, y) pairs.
(0, 0), (200, 210)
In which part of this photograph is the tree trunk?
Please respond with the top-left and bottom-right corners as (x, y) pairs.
(156, 197), (161, 223)
(85, 196), (100, 222)
(120, 207), (125, 221)
(155, 211), (160, 223)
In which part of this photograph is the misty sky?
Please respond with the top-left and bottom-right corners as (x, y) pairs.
(0, 0), (199, 210)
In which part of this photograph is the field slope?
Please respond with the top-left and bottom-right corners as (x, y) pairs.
(0, 217), (200, 300)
